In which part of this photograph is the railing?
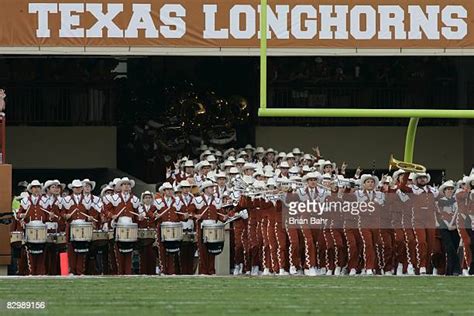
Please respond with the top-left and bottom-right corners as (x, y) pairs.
(269, 80), (458, 110)
(5, 84), (117, 125)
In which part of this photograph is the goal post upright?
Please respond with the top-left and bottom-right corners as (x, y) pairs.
(257, 0), (474, 164)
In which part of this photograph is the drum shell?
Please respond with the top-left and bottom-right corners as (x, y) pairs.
(10, 231), (24, 247)
(25, 221), (47, 244)
(115, 223), (138, 242)
(92, 230), (109, 248)
(202, 223), (225, 243)
(160, 222), (183, 242)
(70, 221), (93, 242)
(137, 229), (156, 247)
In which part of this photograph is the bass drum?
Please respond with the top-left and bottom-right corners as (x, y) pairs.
(202, 221), (225, 255)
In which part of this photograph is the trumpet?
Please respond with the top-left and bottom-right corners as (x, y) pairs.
(388, 154), (426, 173)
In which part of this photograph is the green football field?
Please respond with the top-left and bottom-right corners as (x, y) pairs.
(1, 276), (473, 315)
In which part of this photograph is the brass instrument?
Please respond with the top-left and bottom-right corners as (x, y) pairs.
(388, 155), (426, 173)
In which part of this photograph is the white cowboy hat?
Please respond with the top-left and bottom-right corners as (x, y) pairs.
(264, 170), (275, 178)
(263, 165), (274, 173)
(228, 156), (236, 162)
(199, 150), (212, 161)
(255, 147), (265, 154)
(196, 160), (211, 171)
(237, 151), (249, 158)
(177, 180), (191, 190)
(235, 158), (246, 164)
(465, 175), (474, 187)
(360, 174), (379, 188)
(265, 148), (276, 155)
(140, 190), (154, 201)
(278, 161), (290, 169)
(223, 148), (236, 158)
(215, 151), (223, 157)
(292, 148), (302, 155)
(253, 169), (264, 178)
(112, 178), (121, 187)
(222, 160), (234, 168)
(413, 172), (431, 183)
(383, 176), (393, 184)
(199, 144), (208, 152)
(82, 179), (96, 190)
(289, 175), (302, 182)
(116, 177), (136, 188)
(303, 172), (321, 182)
(100, 185), (114, 197)
(27, 180), (43, 192)
(242, 163), (256, 171)
(159, 182), (174, 192)
(206, 155), (217, 163)
(68, 179), (83, 190)
(286, 153), (295, 159)
(277, 152), (287, 159)
(200, 180), (216, 192)
(303, 154), (313, 161)
(215, 172), (227, 179)
(266, 178), (277, 187)
(289, 166), (300, 174)
(439, 180), (455, 193)
(302, 165), (312, 173)
(244, 144), (255, 152)
(184, 160), (194, 168)
(392, 169), (406, 182)
(229, 167), (240, 175)
(43, 179), (61, 191)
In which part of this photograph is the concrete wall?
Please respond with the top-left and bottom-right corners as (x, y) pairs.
(256, 126), (473, 178)
(6, 126), (116, 169)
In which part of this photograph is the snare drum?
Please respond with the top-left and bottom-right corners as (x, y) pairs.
(160, 222), (183, 253)
(202, 221), (225, 255)
(25, 221), (47, 254)
(55, 232), (67, 246)
(25, 221), (47, 244)
(10, 231), (24, 248)
(70, 220), (93, 253)
(115, 217), (138, 253)
(137, 228), (156, 247)
(70, 220), (93, 242)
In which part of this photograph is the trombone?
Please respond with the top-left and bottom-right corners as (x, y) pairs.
(388, 154), (426, 173)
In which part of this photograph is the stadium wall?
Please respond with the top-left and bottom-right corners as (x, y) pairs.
(256, 126), (470, 177)
(6, 127), (117, 169)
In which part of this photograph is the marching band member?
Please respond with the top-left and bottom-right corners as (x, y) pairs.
(41, 180), (65, 275)
(100, 185), (115, 275)
(81, 179), (103, 275)
(105, 177), (140, 275)
(455, 174), (474, 275)
(154, 182), (187, 275)
(138, 191), (158, 275)
(355, 174), (384, 275)
(17, 180), (51, 275)
(193, 181), (227, 275)
(437, 180), (461, 276)
(63, 179), (98, 275)
(378, 176), (395, 275)
(176, 180), (197, 275)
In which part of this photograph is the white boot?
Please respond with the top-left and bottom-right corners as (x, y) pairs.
(279, 269), (289, 276)
(289, 266), (298, 275)
(396, 263), (403, 276)
(419, 267), (427, 275)
(384, 271), (393, 276)
(304, 269), (310, 276)
(315, 268), (322, 275)
(341, 267), (349, 275)
(407, 264), (415, 276)
(326, 269), (333, 276)
(366, 269), (374, 276)
(360, 268), (366, 275)
(334, 267), (342, 276)
(320, 268), (327, 275)
(308, 267), (317, 276)
(349, 268), (357, 276)
(262, 268), (271, 276)
(432, 268), (438, 276)
(251, 266), (259, 276)
(463, 269), (469, 276)
(233, 265), (241, 276)
(155, 267), (161, 275)
(239, 264), (244, 275)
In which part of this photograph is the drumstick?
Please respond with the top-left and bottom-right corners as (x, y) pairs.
(155, 207), (171, 218)
(130, 211), (148, 219)
(41, 208), (59, 219)
(116, 207), (126, 218)
(80, 212), (98, 222)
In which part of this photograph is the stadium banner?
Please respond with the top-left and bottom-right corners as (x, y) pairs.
(0, 0), (472, 48)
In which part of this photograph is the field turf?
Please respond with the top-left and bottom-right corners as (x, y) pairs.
(0, 276), (473, 315)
